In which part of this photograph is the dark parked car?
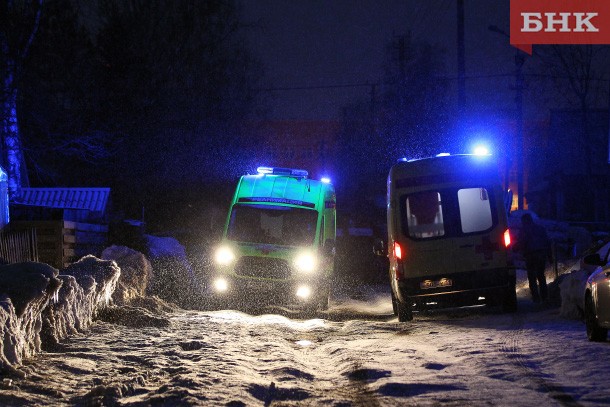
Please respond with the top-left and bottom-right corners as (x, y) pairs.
(583, 240), (610, 341)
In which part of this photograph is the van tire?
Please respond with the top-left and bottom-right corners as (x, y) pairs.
(502, 286), (518, 313)
(397, 300), (413, 322)
(391, 290), (398, 315)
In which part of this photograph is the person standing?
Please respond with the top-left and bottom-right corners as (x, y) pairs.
(516, 213), (551, 303)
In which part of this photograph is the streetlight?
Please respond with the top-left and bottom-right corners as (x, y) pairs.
(488, 25), (526, 210)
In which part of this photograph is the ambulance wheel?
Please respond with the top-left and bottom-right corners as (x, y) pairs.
(391, 290), (398, 316)
(502, 285), (518, 313)
(397, 300), (413, 322)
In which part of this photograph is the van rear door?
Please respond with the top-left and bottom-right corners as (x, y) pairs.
(450, 186), (506, 274)
(401, 190), (454, 278)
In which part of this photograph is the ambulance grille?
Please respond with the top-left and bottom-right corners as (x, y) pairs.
(234, 257), (292, 280)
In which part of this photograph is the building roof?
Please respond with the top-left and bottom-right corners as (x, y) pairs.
(15, 187), (111, 212)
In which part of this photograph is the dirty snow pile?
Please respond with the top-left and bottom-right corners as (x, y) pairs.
(0, 241), (179, 376)
(0, 257), (119, 375)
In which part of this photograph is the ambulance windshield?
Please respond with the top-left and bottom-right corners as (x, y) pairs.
(227, 204), (318, 246)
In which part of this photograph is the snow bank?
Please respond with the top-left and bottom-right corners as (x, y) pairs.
(0, 262), (61, 375)
(41, 256), (121, 350)
(558, 269), (588, 320)
(0, 239), (183, 375)
(61, 256), (121, 316)
(145, 235), (198, 307)
(0, 256), (120, 374)
(101, 245), (153, 305)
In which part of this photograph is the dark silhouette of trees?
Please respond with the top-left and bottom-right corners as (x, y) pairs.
(12, 0), (263, 228)
(1, 0), (43, 197)
(93, 0), (264, 222)
(20, 0), (110, 185)
(337, 36), (449, 227)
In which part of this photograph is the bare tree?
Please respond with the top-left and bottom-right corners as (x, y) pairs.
(538, 45), (609, 175)
(0, 0), (43, 197)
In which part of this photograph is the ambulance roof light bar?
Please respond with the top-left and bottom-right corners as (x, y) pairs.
(256, 166), (309, 178)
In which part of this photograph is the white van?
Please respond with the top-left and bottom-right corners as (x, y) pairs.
(381, 154), (515, 321)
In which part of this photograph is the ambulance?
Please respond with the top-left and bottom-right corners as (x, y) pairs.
(382, 153), (516, 321)
(212, 167), (336, 310)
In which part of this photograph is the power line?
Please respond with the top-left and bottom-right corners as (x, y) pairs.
(255, 73), (610, 93)
(254, 83), (377, 92)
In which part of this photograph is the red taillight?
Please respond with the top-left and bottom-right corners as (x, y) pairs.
(503, 229), (511, 248)
(394, 242), (403, 260)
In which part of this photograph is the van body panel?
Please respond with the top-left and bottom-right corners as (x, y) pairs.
(387, 155), (515, 313)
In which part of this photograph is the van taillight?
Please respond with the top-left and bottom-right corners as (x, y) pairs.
(394, 242), (403, 260)
(503, 229), (511, 248)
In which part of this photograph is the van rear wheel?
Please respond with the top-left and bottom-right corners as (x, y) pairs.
(502, 286), (518, 313)
(391, 290), (398, 316)
(397, 300), (413, 322)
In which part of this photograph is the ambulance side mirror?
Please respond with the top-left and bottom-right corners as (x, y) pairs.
(373, 239), (385, 256)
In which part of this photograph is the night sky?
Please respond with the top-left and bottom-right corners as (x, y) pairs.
(241, 0), (515, 120)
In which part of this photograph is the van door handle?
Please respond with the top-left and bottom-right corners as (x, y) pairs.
(459, 244), (474, 248)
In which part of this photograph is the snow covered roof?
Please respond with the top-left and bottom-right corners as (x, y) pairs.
(14, 187), (111, 213)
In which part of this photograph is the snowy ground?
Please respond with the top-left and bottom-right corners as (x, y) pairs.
(1, 268), (610, 407)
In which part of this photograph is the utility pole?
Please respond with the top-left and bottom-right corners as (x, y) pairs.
(514, 54), (525, 210)
(457, 0), (466, 123)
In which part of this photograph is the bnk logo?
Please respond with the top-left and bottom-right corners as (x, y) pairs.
(521, 12), (598, 32)
(510, 0), (610, 54)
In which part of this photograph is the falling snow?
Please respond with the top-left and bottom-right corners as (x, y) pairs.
(1, 226), (610, 405)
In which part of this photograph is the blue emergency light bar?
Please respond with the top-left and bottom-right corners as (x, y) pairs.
(256, 166), (309, 178)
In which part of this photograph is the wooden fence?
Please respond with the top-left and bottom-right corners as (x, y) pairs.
(9, 221), (108, 269)
(0, 227), (39, 264)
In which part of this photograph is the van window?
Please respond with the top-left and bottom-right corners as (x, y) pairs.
(405, 191), (445, 238)
(227, 204), (317, 246)
(458, 188), (493, 233)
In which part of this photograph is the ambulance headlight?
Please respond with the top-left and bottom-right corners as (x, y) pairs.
(294, 252), (318, 273)
(296, 285), (312, 299)
(215, 246), (235, 266)
(214, 277), (229, 292)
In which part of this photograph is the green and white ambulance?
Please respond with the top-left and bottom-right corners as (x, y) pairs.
(212, 167), (336, 310)
(382, 153), (516, 321)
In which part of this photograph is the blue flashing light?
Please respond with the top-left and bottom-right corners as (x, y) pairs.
(321, 177), (331, 184)
(256, 166), (309, 178)
(256, 166), (273, 174)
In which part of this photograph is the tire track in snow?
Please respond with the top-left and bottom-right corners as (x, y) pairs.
(500, 309), (583, 407)
(288, 322), (389, 406)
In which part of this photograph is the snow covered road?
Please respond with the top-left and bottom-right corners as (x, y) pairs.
(2, 286), (610, 406)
